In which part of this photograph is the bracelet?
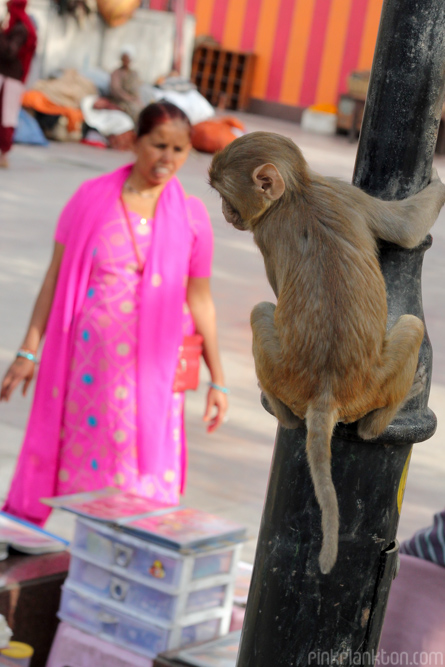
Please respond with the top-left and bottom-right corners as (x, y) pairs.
(16, 350), (39, 364)
(208, 381), (230, 395)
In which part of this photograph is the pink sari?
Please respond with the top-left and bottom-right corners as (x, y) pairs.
(4, 165), (195, 524)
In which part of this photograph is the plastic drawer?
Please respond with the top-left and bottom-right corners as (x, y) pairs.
(72, 519), (240, 591)
(59, 584), (224, 658)
(192, 551), (233, 580)
(68, 554), (229, 621)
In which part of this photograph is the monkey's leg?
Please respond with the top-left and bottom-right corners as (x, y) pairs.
(251, 302), (304, 429)
(357, 314), (425, 440)
(262, 390), (305, 429)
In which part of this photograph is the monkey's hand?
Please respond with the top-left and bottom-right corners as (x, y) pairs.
(429, 166), (445, 207)
(430, 167), (442, 184)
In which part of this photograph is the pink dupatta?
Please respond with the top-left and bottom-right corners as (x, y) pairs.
(4, 165), (192, 524)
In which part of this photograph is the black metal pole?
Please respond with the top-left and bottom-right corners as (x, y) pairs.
(236, 1), (445, 665)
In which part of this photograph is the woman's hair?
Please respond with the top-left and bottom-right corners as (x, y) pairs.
(137, 102), (191, 139)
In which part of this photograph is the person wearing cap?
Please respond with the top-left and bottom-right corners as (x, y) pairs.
(0, 0), (37, 167)
(109, 45), (142, 122)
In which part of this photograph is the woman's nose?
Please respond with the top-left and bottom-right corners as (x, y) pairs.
(161, 148), (173, 162)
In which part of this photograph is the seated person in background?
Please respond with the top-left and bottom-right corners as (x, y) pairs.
(109, 45), (142, 122)
(399, 508), (445, 566)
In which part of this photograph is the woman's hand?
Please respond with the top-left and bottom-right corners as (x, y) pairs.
(0, 242), (64, 403)
(203, 386), (228, 433)
(1, 357), (35, 401)
(187, 277), (228, 433)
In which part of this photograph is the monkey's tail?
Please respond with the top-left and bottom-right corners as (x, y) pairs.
(305, 401), (339, 575)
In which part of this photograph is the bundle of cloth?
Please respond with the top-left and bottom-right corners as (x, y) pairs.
(190, 116), (245, 153)
(80, 94), (135, 150)
(22, 65), (138, 148)
(22, 68), (97, 138)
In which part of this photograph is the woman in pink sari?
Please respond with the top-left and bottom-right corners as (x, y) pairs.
(0, 101), (228, 526)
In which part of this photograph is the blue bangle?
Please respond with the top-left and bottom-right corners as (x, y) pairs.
(208, 382), (230, 395)
(16, 350), (38, 364)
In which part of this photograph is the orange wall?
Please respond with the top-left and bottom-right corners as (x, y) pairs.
(187, 0), (384, 108)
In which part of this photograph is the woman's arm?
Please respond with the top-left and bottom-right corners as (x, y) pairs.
(186, 277), (228, 433)
(0, 242), (65, 401)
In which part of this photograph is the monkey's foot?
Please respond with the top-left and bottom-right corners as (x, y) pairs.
(358, 364), (427, 440)
(260, 390), (305, 429)
(406, 363), (427, 400)
(280, 414), (305, 430)
(357, 412), (386, 440)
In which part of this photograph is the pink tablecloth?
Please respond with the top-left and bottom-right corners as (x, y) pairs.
(46, 622), (152, 667)
(46, 606), (247, 667)
(379, 553), (445, 663)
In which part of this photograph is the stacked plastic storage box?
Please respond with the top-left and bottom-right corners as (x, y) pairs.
(58, 508), (246, 660)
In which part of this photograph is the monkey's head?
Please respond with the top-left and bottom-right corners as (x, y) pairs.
(209, 131), (309, 230)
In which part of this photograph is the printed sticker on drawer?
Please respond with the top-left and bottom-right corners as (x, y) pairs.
(69, 556), (176, 620)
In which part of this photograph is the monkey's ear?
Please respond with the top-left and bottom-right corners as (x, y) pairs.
(252, 164), (285, 201)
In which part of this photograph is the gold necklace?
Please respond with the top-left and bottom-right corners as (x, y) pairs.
(123, 181), (156, 199)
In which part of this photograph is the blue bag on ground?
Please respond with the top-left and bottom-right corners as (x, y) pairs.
(14, 109), (49, 146)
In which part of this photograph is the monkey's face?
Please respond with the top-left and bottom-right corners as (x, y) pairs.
(221, 197), (246, 230)
(209, 168), (271, 232)
(209, 135), (288, 230)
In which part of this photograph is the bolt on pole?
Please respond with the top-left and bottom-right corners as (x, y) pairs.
(236, 1), (445, 665)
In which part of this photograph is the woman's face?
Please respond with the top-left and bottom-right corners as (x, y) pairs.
(133, 120), (191, 187)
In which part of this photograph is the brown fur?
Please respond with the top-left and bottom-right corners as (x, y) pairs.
(209, 132), (445, 574)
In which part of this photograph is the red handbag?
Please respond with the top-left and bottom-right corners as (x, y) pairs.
(172, 334), (204, 392)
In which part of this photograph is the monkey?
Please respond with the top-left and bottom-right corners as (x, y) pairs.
(209, 131), (445, 574)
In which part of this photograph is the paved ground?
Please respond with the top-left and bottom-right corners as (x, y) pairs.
(1, 113), (445, 563)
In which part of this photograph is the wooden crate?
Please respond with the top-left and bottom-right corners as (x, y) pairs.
(336, 94), (366, 138)
(191, 44), (256, 111)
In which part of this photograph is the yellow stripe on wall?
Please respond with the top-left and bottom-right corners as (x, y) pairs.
(280, 0), (316, 106)
(222, 0), (250, 51)
(251, 0), (282, 99)
(194, 0), (217, 35)
(358, 0), (384, 70)
(315, 0), (353, 106)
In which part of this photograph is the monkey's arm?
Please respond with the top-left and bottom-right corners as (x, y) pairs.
(366, 169), (445, 248)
